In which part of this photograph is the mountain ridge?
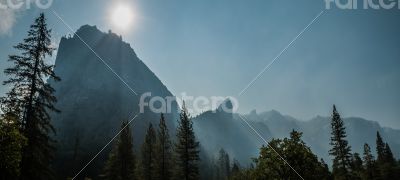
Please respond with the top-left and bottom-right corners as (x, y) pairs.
(193, 105), (400, 166)
(50, 24), (179, 179)
(48, 24), (399, 178)
(240, 109), (399, 164)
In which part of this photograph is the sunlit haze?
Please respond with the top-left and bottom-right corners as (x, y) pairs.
(110, 4), (134, 31)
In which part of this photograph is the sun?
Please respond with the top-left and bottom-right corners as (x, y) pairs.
(111, 4), (134, 30)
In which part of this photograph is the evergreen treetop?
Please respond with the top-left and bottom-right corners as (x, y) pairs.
(154, 114), (173, 180)
(329, 105), (352, 180)
(138, 123), (157, 180)
(102, 121), (136, 180)
(174, 102), (200, 180)
(376, 131), (385, 163)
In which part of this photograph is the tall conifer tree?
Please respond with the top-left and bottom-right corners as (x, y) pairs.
(1, 13), (60, 180)
(138, 123), (157, 180)
(216, 148), (231, 180)
(102, 121), (136, 180)
(383, 143), (395, 164)
(380, 143), (396, 179)
(154, 114), (173, 180)
(351, 153), (363, 179)
(174, 102), (200, 180)
(329, 105), (352, 179)
(375, 132), (397, 179)
(362, 143), (378, 180)
(376, 132), (385, 163)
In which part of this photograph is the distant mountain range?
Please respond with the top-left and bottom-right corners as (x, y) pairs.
(193, 99), (400, 166)
(49, 25), (399, 178)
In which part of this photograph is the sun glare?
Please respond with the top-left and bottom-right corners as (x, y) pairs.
(111, 4), (134, 30)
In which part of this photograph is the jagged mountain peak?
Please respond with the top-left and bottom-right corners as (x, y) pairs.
(76, 25), (119, 39)
(64, 25), (137, 59)
(217, 98), (234, 113)
(51, 24), (179, 178)
(75, 24), (99, 34)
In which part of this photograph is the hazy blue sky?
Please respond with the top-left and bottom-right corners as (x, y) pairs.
(0, 0), (399, 128)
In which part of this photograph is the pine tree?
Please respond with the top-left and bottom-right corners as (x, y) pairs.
(319, 158), (333, 180)
(362, 143), (378, 180)
(154, 114), (173, 180)
(376, 131), (385, 163)
(329, 105), (352, 180)
(138, 123), (157, 180)
(101, 121), (136, 180)
(216, 148), (230, 180)
(375, 132), (397, 179)
(174, 102), (200, 180)
(1, 13), (60, 180)
(351, 153), (363, 179)
(380, 143), (396, 179)
(383, 143), (395, 165)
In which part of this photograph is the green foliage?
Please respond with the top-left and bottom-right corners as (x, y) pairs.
(319, 158), (334, 180)
(101, 121), (136, 180)
(137, 123), (157, 180)
(252, 130), (330, 180)
(0, 114), (27, 180)
(376, 132), (385, 163)
(1, 13), (60, 180)
(350, 153), (363, 179)
(383, 143), (395, 165)
(329, 105), (352, 180)
(362, 143), (379, 180)
(154, 114), (173, 180)
(174, 103), (200, 180)
(375, 133), (398, 179)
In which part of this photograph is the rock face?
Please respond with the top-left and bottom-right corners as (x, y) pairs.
(49, 25), (179, 179)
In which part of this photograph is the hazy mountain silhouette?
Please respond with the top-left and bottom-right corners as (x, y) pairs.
(48, 25), (400, 178)
(49, 25), (179, 179)
(195, 105), (400, 166)
(192, 99), (272, 164)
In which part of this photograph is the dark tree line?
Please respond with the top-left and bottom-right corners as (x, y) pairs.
(225, 105), (400, 180)
(101, 121), (136, 180)
(235, 130), (332, 180)
(102, 104), (200, 180)
(328, 105), (399, 180)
